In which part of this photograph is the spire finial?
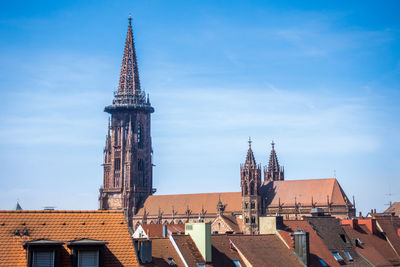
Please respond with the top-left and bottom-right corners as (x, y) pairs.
(128, 13), (132, 25)
(271, 140), (275, 149)
(248, 137), (252, 148)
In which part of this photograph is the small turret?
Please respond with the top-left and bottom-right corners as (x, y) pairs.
(264, 141), (284, 182)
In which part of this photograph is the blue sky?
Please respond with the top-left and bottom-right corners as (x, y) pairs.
(0, 1), (399, 214)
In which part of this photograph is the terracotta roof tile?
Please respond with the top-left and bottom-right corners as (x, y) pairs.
(261, 178), (351, 207)
(210, 235), (245, 267)
(140, 238), (185, 267)
(384, 202), (400, 217)
(229, 235), (302, 266)
(137, 192), (242, 216)
(375, 216), (400, 257)
(280, 220), (341, 267)
(172, 234), (205, 265)
(305, 216), (368, 266)
(341, 223), (400, 266)
(139, 224), (185, 238)
(0, 210), (138, 267)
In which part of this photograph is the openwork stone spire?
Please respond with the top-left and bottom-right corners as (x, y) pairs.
(264, 141), (284, 182)
(113, 15), (144, 105)
(245, 137), (257, 168)
(240, 137), (262, 235)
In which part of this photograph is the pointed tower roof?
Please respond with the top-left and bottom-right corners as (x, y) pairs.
(105, 16), (154, 114)
(244, 137), (257, 168)
(14, 201), (22, 211)
(267, 141), (280, 172)
(114, 15), (143, 105)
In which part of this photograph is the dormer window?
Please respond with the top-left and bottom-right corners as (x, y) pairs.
(23, 239), (64, 267)
(67, 239), (108, 267)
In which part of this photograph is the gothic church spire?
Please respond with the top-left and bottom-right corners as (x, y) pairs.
(264, 141), (284, 182)
(114, 15), (143, 105)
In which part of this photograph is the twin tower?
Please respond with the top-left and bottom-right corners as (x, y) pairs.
(241, 139), (284, 234)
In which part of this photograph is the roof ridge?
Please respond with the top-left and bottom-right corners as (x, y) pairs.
(0, 210), (124, 213)
(147, 192), (240, 197)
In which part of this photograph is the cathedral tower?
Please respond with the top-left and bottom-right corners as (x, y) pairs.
(241, 138), (262, 234)
(99, 17), (155, 224)
(264, 141), (284, 182)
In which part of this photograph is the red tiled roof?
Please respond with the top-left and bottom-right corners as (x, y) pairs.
(384, 202), (400, 217)
(375, 216), (400, 257)
(211, 235), (246, 267)
(140, 224), (185, 238)
(229, 235), (302, 266)
(0, 210), (138, 267)
(280, 220), (341, 267)
(263, 178), (351, 207)
(172, 234), (204, 265)
(342, 223), (400, 266)
(136, 192), (242, 216)
(140, 238), (185, 267)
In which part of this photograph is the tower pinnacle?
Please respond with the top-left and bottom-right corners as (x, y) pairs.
(264, 141), (284, 182)
(113, 15), (143, 105)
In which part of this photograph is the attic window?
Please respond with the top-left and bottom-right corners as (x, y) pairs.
(232, 259), (242, 267)
(78, 250), (99, 267)
(196, 263), (206, 267)
(331, 251), (344, 263)
(343, 250), (353, 261)
(339, 234), (348, 243)
(356, 238), (364, 245)
(23, 240), (64, 267)
(167, 257), (177, 266)
(33, 251), (55, 267)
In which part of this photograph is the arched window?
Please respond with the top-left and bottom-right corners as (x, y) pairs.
(244, 185), (248, 196)
(250, 182), (254, 195)
(137, 123), (144, 149)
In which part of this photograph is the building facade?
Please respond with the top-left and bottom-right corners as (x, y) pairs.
(99, 17), (155, 225)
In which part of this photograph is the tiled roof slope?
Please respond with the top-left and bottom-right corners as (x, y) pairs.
(140, 224), (185, 238)
(341, 223), (400, 266)
(305, 216), (368, 266)
(136, 192), (242, 216)
(229, 235), (302, 266)
(384, 202), (400, 217)
(279, 220), (341, 267)
(172, 234), (205, 265)
(262, 178), (352, 207)
(211, 235), (246, 267)
(375, 216), (400, 257)
(0, 210), (138, 267)
(140, 238), (185, 267)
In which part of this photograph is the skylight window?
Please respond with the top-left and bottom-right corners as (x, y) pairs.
(318, 258), (328, 267)
(344, 250), (353, 261)
(356, 238), (364, 244)
(332, 251), (344, 262)
(196, 263), (206, 267)
(232, 259), (242, 267)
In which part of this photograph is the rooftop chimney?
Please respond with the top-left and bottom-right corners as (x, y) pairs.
(310, 208), (324, 217)
(136, 240), (152, 263)
(185, 222), (212, 262)
(294, 231), (310, 267)
(259, 216), (284, 234)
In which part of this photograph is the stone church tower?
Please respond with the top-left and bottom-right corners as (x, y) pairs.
(241, 138), (262, 234)
(264, 141), (284, 182)
(99, 17), (155, 224)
